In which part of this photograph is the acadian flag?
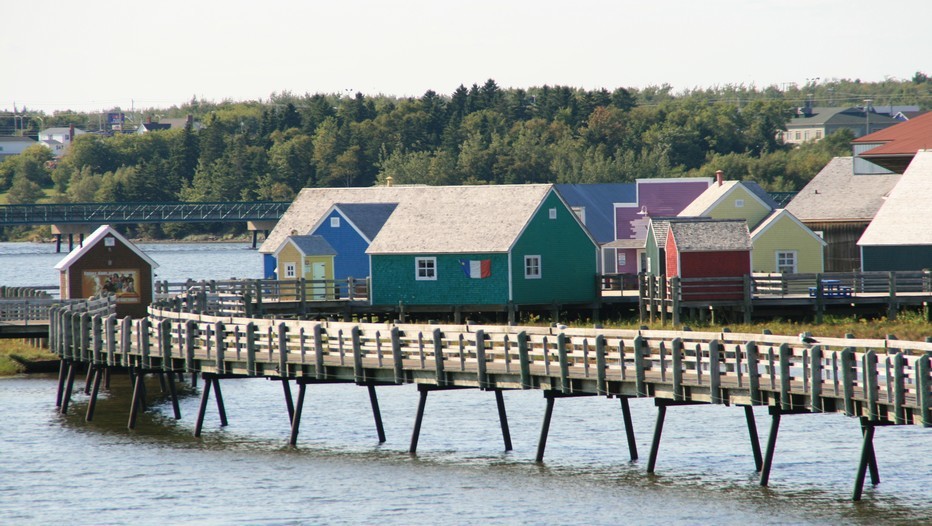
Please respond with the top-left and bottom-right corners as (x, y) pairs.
(459, 259), (492, 279)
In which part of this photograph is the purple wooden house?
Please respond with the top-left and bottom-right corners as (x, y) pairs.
(609, 178), (712, 275)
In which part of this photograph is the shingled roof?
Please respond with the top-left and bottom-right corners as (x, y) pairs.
(678, 180), (777, 217)
(785, 157), (901, 222)
(668, 220), (751, 252)
(366, 184), (561, 254)
(331, 202), (398, 242)
(858, 150), (932, 246)
(853, 112), (932, 172)
(263, 184), (575, 256)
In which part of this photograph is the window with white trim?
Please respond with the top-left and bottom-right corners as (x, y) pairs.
(524, 255), (541, 279)
(776, 251), (797, 274)
(548, 208), (557, 220)
(284, 262), (296, 278)
(734, 199), (745, 208)
(415, 257), (437, 281)
(330, 217), (340, 228)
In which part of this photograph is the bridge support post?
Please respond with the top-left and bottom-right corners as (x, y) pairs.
(620, 397), (638, 461)
(289, 380), (307, 446)
(744, 405), (763, 472)
(368, 384), (386, 443)
(494, 388), (513, 452)
(759, 406), (781, 486)
(59, 361), (77, 415)
(535, 390), (556, 463)
(853, 417), (881, 501)
(409, 384), (430, 454)
(128, 367), (146, 430)
(55, 359), (68, 408)
(282, 378), (295, 422)
(85, 365), (105, 422)
(646, 402), (666, 473)
(166, 371), (181, 420)
(194, 374), (228, 437)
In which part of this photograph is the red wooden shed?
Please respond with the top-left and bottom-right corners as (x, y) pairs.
(54, 225), (158, 318)
(665, 219), (751, 301)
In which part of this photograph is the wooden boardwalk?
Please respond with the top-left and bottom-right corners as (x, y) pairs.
(49, 300), (931, 501)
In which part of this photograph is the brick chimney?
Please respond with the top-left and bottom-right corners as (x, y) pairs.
(715, 170), (724, 186)
(69, 124), (74, 143)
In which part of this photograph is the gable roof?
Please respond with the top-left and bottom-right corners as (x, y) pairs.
(858, 150), (932, 246)
(331, 202), (398, 242)
(853, 112), (932, 172)
(668, 220), (751, 252)
(554, 183), (636, 244)
(366, 184), (561, 254)
(788, 107), (900, 128)
(678, 180), (777, 217)
(785, 157), (901, 223)
(54, 225), (159, 270)
(276, 235), (336, 257)
(648, 216), (714, 248)
(750, 209), (826, 246)
(0, 136), (37, 144)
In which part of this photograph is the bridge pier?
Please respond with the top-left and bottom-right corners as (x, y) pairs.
(247, 221), (277, 250)
(409, 384), (512, 455)
(51, 224), (98, 253)
(194, 374), (229, 437)
(535, 390), (599, 463)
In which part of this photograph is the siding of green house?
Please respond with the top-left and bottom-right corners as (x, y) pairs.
(370, 253), (509, 305)
(645, 224), (662, 276)
(510, 192), (598, 304)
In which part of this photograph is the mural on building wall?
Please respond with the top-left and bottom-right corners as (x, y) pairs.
(81, 269), (140, 304)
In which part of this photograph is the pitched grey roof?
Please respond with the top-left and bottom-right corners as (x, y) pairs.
(858, 150), (932, 246)
(785, 157), (901, 222)
(262, 184), (570, 255)
(287, 235), (336, 256)
(789, 107), (900, 127)
(0, 136), (37, 143)
(668, 220), (751, 252)
(649, 216), (713, 248)
(260, 186), (427, 253)
(333, 202), (398, 241)
(366, 184), (557, 254)
(678, 180), (777, 217)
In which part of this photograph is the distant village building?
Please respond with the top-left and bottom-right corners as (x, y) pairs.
(136, 115), (202, 134)
(37, 125), (86, 153)
(782, 106), (899, 145)
(0, 136), (38, 160)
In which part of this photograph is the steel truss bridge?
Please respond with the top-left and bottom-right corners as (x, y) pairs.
(0, 201), (290, 226)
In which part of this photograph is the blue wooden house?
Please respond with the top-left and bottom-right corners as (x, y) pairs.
(365, 184), (599, 307)
(310, 202), (398, 281)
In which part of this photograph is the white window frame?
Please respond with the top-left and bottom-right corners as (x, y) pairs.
(284, 262), (296, 278)
(548, 208), (557, 220)
(776, 251), (797, 274)
(524, 255), (541, 279)
(415, 257), (437, 281)
(734, 199), (745, 208)
(330, 217), (340, 228)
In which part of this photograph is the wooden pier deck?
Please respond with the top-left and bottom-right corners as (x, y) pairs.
(48, 298), (931, 501)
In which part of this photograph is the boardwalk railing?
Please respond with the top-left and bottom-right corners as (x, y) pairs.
(1, 295), (114, 324)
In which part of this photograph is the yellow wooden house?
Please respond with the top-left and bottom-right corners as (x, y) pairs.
(750, 209), (826, 273)
(274, 235), (337, 300)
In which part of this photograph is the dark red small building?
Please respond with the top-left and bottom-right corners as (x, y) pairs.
(665, 219), (751, 301)
(54, 225), (158, 318)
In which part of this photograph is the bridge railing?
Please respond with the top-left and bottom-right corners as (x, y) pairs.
(1, 295), (113, 324)
(154, 278), (371, 313)
(50, 305), (932, 428)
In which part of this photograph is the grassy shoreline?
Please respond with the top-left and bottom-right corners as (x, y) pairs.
(0, 340), (58, 376)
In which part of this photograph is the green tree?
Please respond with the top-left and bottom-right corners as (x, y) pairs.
(6, 173), (45, 204)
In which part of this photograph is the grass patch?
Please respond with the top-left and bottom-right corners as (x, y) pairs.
(0, 340), (58, 376)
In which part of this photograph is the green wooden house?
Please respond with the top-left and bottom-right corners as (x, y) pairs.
(366, 184), (599, 307)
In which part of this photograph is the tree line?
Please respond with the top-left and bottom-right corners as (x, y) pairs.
(1, 75), (928, 239)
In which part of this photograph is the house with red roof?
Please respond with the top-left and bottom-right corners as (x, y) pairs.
(852, 111), (932, 174)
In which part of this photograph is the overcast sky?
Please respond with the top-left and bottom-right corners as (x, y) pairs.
(4, 0), (930, 113)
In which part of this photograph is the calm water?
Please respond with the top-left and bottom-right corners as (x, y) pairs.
(1, 242), (930, 525)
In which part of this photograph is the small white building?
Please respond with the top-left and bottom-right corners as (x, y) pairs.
(37, 126), (87, 150)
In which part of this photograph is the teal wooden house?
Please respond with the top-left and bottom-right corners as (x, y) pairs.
(365, 184), (599, 307)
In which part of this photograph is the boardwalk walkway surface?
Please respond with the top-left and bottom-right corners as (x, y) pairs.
(49, 298), (932, 501)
